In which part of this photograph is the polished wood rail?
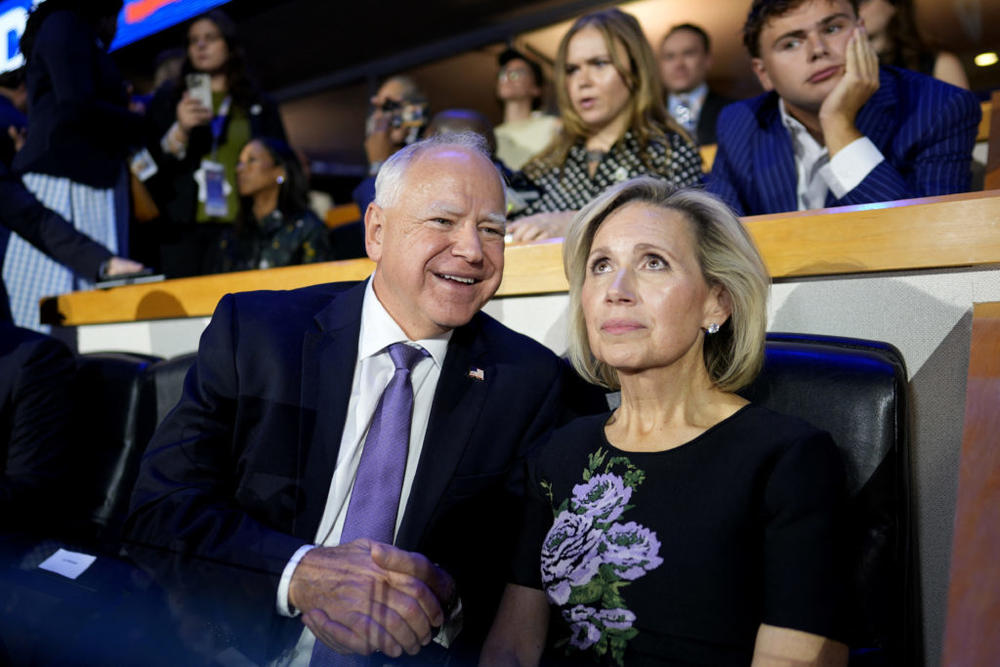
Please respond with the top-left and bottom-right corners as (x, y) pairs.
(43, 190), (1000, 326)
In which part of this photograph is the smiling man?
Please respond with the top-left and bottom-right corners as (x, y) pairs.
(126, 132), (603, 665)
(707, 0), (980, 216)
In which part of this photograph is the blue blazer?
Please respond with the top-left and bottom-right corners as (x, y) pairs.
(125, 280), (602, 661)
(707, 66), (981, 216)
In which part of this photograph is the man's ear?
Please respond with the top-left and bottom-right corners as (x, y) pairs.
(751, 57), (774, 91)
(364, 203), (385, 263)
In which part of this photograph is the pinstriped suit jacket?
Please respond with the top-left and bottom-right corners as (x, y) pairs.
(706, 66), (981, 216)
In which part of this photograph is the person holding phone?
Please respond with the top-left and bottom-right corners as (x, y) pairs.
(3, 0), (146, 332)
(145, 9), (287, 278)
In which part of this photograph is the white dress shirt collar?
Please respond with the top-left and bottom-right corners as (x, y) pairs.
(360, 274), (452, 365)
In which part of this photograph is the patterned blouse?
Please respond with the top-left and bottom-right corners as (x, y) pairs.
(514, 130), (702, 217)
(207, 208), (330, 274)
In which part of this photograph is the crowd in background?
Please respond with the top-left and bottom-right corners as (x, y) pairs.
(0, 0), (989, 664)
(0, 0), (984, 333)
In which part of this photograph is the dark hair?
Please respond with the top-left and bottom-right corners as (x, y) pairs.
(743, 0), (859, 57)
(179, 10), (257, 107)
(0, 66), (25, 90)
(498, 47), (545, 110)
(862, 0), (928, 71)
(663, 23), (711, 53)
(238, 137), (310, 230)
(20, 0), (124, 60)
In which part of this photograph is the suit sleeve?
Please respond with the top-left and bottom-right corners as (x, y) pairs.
(705, 121), (747, 217)
(0, 331), (75, 530)
(834, 86), (980, 206)
(125, 294), (308, 596)
(1, 165), (111, 280)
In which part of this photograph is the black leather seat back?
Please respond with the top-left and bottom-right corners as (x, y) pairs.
(69, 352), (160, 547)
(136, 352), (198, 450)
(739, 333), (916, 666)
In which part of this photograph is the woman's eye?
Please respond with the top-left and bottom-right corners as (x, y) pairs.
(644, 255), (668, 270)
(590, 258), (611, 274)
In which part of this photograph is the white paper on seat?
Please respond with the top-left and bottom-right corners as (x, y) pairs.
(37, 548), (97, 580)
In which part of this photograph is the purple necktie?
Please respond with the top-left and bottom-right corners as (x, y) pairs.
(310, 342), (427, 666)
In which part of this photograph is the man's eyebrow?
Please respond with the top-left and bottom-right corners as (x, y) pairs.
(427, 203), (507, 225)
(770, 13), (852, 47)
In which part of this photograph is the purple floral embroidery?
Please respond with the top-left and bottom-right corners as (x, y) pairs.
(541, 511), (603, 605)
(595, 608), (637, 631)
(564, 605), (602, 650)
(602, 521), (665, 580)
(571, 472), (632, 522)
(540, 449), (662, 666)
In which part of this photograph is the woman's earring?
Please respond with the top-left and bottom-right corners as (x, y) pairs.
(706, 323), (720, 335)
(276, 175), (285, 185)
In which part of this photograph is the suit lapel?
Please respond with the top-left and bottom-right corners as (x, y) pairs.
(394, 316), (490, 550)
(756, 96), (799, 214)
(293, 281), (366, 541)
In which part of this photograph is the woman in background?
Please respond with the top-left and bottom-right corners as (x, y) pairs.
(859, 0), (969, 89)
(5, 0), (145, 332)
(205, 138), (328, 274)
(507, 9), (701, 242)
(146, 9), (286, 277)
(483, 178), (847, 665)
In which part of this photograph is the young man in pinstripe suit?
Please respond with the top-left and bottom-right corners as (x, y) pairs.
(707, 0), (980, 216)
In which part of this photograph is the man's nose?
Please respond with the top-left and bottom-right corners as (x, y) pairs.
(809, 32), (830, 59)
(452, 222), (484, 262)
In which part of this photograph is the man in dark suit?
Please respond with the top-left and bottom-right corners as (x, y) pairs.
(707, 0), (980, 216)
(125, 132), (602, 664)
(658, 24), (733, 146)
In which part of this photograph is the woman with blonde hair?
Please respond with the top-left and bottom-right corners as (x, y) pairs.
(483, 178), (847, 665)
(507, 9), (702, 242)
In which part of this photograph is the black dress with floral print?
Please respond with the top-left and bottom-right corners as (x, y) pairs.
(512, 404), (848, 666)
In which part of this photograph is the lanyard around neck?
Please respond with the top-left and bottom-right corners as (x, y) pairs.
(209, 96), (233, 158)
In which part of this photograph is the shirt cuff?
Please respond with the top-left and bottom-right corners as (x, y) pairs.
(820, 136), (884, 200)
(277, 543), (317, 617)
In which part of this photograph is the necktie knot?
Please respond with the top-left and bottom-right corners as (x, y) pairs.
(388, 342), (427, 373)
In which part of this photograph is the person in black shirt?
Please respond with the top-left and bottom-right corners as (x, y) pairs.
(483, 178), (847, 666)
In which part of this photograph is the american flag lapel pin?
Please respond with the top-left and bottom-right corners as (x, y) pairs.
(468, 367), (485, 381)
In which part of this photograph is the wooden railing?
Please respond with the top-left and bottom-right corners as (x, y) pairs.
(42, 190), (1000, 327)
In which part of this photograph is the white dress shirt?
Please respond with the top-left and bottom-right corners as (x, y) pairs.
(273, 278), (451, 665)
(778, 100), (885, 210)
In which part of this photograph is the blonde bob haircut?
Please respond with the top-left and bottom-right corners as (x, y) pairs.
(563, 177), (770, 392)
(533, 8), (688, 171)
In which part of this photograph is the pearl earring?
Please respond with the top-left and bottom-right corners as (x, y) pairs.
(276, 175), (285, 184)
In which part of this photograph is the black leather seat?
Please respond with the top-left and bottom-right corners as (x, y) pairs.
(739, 333), (918, 666)
(136, 352), (198, 449)
(66, 352), (161, 549)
